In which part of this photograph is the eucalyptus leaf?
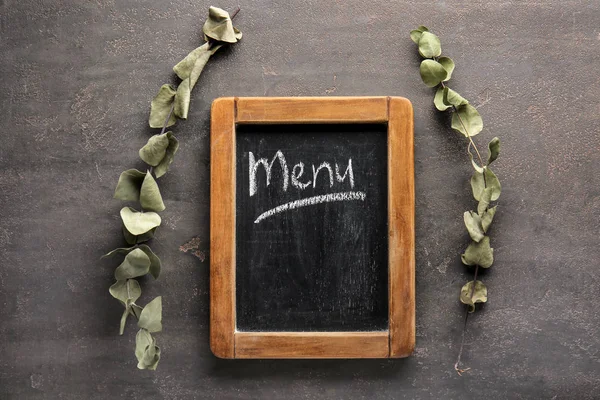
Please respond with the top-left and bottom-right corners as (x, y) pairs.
(418, 31), (442, 58)
(154, 133), (179, 178)
(451, 104), (483, 137)
(444, 88), (468, 107)
(434, 87), (451, 111)
(102, 246), (135, 259)
(468, 148), (484, 173)
(438, 56), (455, 81)
(463, 211), (484, 243)
(120, 207), (161, 236)
(419, 59), (447, 87)
(119, 306), (130, 335)
(481, 206), (497, 233)
(109, 279), (142, 306)
(471, 167), (501, 201)
(114, 248), (151, 280)
(123, 226), (137, 245)
(173, 42), (221, 86)
(138, 296), (162, 333)
(477, 187), (493, 215)
(488, 137), (500, 165)
(460, 280), (488, 312)
(130, 303), (143, 319)
(135, 328), (160, 370)
(139, 134), (170, 167)
(461, 236), (494, 268)
(137, 245), (161, 279)
(174, 79), (191, 120)
(140, 172), (165, 212)
(203, 6), (242, 43)
(114, 169), (145, 202)
(410, 25), (429, 44)
(149, 84), (177, 128)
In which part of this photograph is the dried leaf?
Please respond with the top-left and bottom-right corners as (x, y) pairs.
(420, 59), (447, 87)
(120, 207), (161, 236)
(174, 78), (191, 120)
(114, 169), (145, 201)
(114, 248), (151, 280)
(410, 25), (429, 44)
(154, 133), (179, 178)
(438, 56), (455, 81)
(139, 134), (170, 167)
(135, 328), (161, 370)
(481, 206), (497, 233)
(202, 6), (242, 43)
(461, 236), (494, 268)
(109, 279), (141, 306)
(418, 31), (442, 58)
(488, 137), (500, 165)
(444, 88), (468, 107)
(434, 87), (451, 111)
(471, 167), (501, 201)
(477, 187), (493, 215)
(463, 211), (484, 243)
(149, 84), (177, 128)
(460, 280), (488, 312)
(451, 104), (483, 137)
(138, 296), (162, 333)
(137, 245), (161, 279)
(140, 171), (165, 212)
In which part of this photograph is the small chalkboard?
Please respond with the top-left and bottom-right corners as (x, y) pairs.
(210, 97), (414, 359)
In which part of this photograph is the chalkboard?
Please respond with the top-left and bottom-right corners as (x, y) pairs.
(235, 124), (389, 332)
(210, 97), (414, 359)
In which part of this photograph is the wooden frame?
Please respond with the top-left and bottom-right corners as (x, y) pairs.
(210, 97), (414, 359)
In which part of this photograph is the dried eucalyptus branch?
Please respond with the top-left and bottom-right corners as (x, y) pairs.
(103, 6), (242, 370)
(410, 26), (501, 375)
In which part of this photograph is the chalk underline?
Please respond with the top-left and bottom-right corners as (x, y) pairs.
(253, 191), (366, 224)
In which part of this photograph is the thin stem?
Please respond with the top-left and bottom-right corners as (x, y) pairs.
(454, 264), (480, 375)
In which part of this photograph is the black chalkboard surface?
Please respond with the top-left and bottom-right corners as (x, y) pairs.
(235, 124), (389, 332)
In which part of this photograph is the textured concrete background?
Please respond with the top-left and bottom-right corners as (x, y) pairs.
(1, 0), (599, 399)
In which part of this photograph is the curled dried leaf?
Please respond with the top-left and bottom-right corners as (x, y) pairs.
(460, 280), (488, 312)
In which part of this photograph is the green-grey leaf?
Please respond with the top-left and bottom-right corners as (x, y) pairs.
(173, 42), (220, 85)
(461, 236), (494, 268)
(114, 248), (151, 280)
(140, 172), (165, 212)
(120, 207), (161, 236)
(203, 6), (242, 43)
(154, 133), (179, 178)
(109, 279), (142, 306)
(135, 328), (161, 370)
(410, 25), (429, 44)
(130, 303), (143, 319)
(174, 78), (191, 120)
(463, 211), (484, 243)
(451, 104), (483, 137)
(139, 133), (170, 167)
(460, 280), (488, 313)
(444, 88), (468, 107)
(418, 31), (442, 58)
(419, 59), (447, 87)
(138, 296), (162, 333)
(471, 167), (501, 201)
(481, 206), (497, 233)
(477, 187), (493, 215)
(119, 306), (130, 335)
(468, 148), (484, 173)
(137, 245), (161, 279)
(149, 84), (177, 129)
(438, 56), (455, 81)
(434, 87), (451, 111)
(114, 169), (145, 202)
(488, 137), (500, 165)
(123, 226), (158, 245)
(102, 246), (135, 259)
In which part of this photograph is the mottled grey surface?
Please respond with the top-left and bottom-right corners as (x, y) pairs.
(0, 0), (599, 399)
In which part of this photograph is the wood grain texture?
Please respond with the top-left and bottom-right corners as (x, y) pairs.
(387, 97), (416, 358)
(236, 96), (388, 123)
(235, 332), (389, 359)
(210, 97), (236, 359)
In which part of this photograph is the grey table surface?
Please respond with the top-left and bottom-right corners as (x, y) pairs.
(1, 0), (599, 399)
